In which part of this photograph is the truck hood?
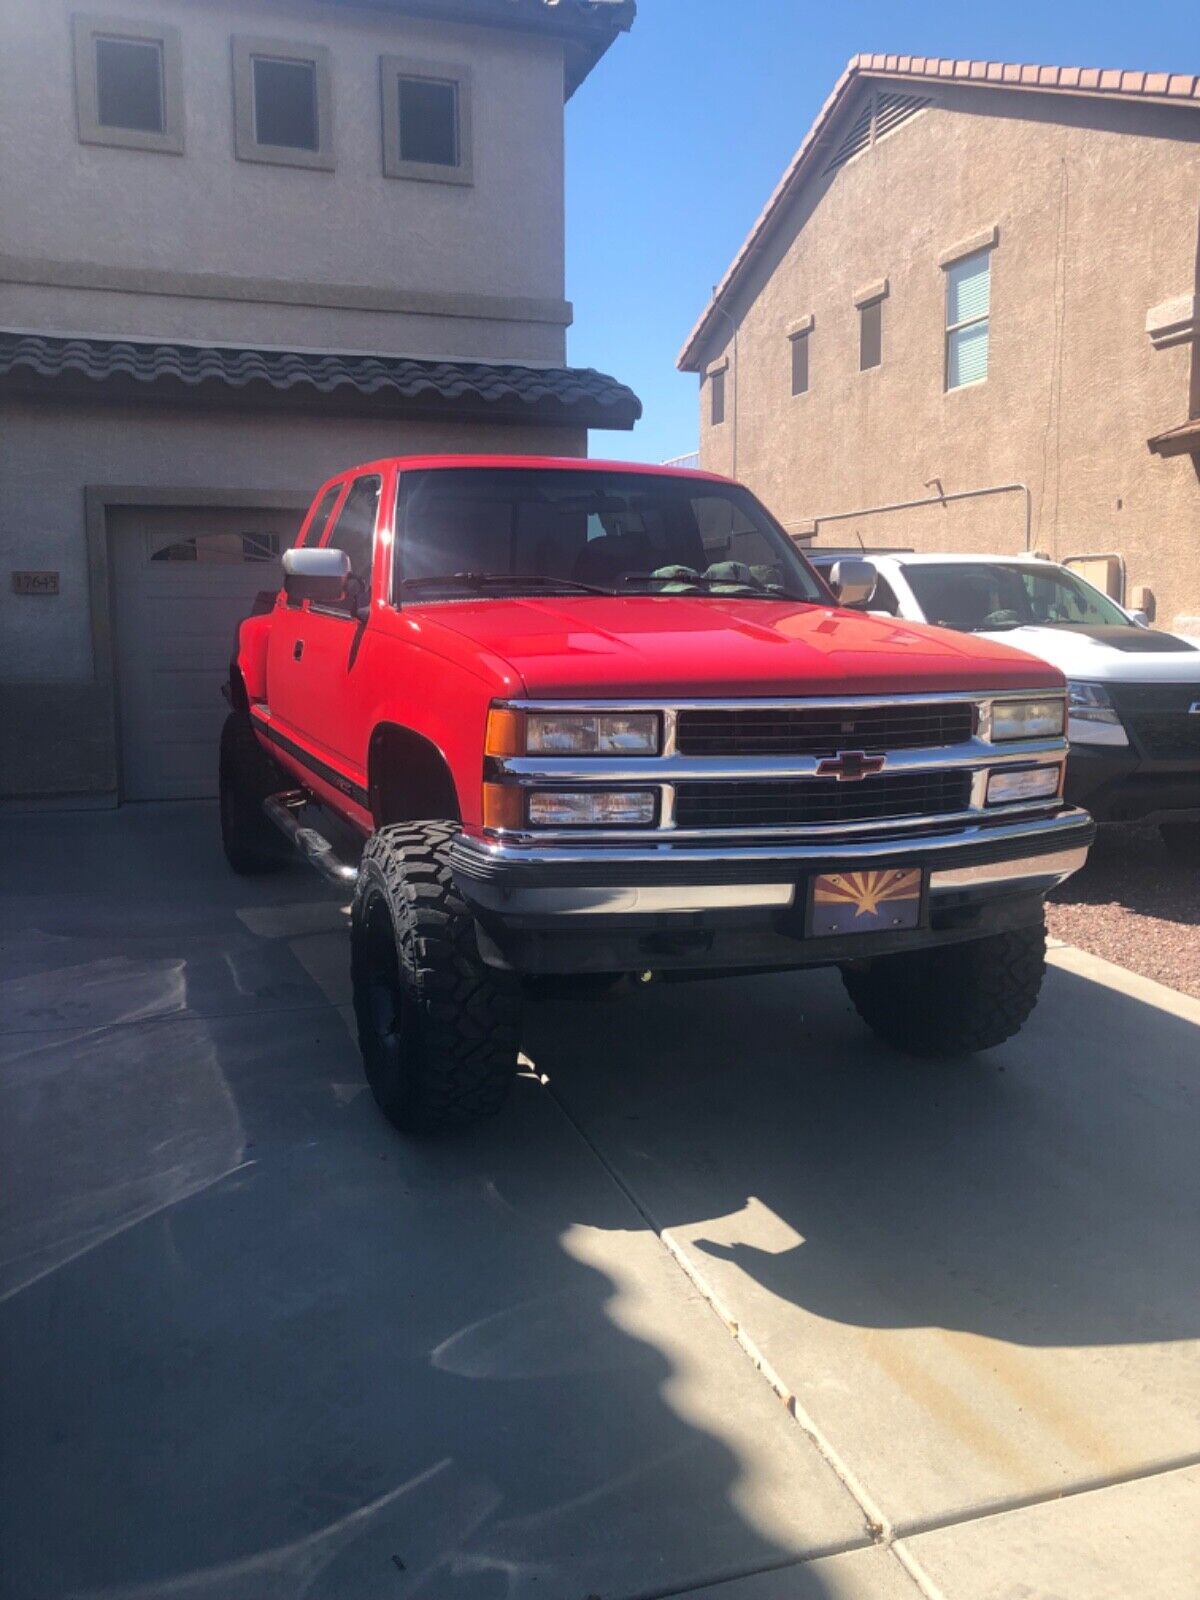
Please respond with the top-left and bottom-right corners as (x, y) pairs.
(417, 595), (1062, 697)
(973, 623), (1200, 684)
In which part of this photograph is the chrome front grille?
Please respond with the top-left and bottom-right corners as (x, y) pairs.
(484, 691), (1067, 843)
(675, 702), (976, 757)
(673, 772), (972, 829)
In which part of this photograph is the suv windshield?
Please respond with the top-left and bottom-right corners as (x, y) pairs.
(905, 562), (1131, 632)
(395, 468), (826, 602)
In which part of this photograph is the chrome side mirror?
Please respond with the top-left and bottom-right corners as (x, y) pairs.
(828, 558), (877, 608)
(282, 546), (351, 606)
(1128, 609), (1150, 628)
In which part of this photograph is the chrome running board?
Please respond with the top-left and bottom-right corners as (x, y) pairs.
(263, 792), (359, 887)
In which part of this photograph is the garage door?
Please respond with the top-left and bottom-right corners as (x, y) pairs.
(110, 505), (298, 800)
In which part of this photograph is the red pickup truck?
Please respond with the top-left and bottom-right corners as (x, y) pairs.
(221, 456), (1093, 1133)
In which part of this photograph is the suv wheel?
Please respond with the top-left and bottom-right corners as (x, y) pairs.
(1159, 822), (1200, 865)
(351, 821), (522, 1133)
(219, 711), (289, 874)
(841, 920), (1046, 1057)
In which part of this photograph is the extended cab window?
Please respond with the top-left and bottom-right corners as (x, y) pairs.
(395, 468), (823, 602)
(326, 475), (382, 590)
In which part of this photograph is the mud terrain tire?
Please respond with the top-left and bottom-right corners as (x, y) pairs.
(351, 822), (522, 1133)
(841, 920), (1046, 1057)
(219, 711), (289, 874)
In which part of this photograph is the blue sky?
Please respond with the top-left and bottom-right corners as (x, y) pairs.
(564, 0), (1200, 464)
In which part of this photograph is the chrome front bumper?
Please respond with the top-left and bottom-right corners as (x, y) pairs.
(451, 807), (1094, 919)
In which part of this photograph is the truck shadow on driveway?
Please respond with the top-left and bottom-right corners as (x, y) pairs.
(1, 808), (864, 1600)
(526, 960), (1199, 1351)
(2, 804), (1198, 1597)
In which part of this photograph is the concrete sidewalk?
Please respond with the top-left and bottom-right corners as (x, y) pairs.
(2, 804), (1198, 1599)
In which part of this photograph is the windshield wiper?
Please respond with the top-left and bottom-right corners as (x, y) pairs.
(401, 572), (615, 595)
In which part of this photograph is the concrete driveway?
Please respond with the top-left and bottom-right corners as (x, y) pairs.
(1, 804), (1198, 1600)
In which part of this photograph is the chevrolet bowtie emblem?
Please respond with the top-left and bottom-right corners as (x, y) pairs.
(815, 750), (886, 782)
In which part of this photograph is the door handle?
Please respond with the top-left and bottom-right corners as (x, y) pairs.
(293, 639), (305, 661)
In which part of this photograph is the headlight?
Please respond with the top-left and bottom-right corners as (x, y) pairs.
(527, 791), (657, 827)
(1066, 682), (1129, 746)
(991, 697), (1066, 741)
(986, 765), (1062, 805)
(486, 707), (660, 756)
(527, 712), (659, 756)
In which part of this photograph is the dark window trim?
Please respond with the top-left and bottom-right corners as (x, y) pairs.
(380, 54), (473, 185)
(232, 34), (335, 171)
(72, 12), (184, 154)
(790, 329), (810, 396)
(859, 298), (883, 372)
(710, 367), (726, 426)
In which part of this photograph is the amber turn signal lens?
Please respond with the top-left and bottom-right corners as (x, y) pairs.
(485, 707), (524, 757)
(482, 783), (526, 831)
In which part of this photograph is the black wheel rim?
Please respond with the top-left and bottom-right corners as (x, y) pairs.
(360, 891), (414, 1082)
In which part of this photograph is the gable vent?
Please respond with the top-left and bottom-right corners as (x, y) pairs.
(823, 101), (874, 175)
(823, 89), (933, 176)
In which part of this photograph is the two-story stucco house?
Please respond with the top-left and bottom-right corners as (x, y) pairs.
(0, 0), (638, 803)
(679, 55), (1200, 630)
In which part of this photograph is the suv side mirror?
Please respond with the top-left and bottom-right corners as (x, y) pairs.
(1128, 609), (1150, 628)
(827, 558), (877, 608)
(282, 547), (351, 606)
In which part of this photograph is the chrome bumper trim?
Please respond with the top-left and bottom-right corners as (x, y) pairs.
(454, 808), (1094, 878)
(468, 883), (797, 916)
(929, 846), (1088, 891)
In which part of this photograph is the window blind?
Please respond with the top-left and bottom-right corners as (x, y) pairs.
(947, 322), (989, 388)
(947, 250), (990, 327)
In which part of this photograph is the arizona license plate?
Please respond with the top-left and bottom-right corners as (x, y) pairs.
(809, 868), (923, 937)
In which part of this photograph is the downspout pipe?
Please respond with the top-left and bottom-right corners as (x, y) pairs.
(794, 481), (1034, 552)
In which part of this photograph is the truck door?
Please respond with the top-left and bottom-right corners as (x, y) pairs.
(266, 479), (346, 743)
(287, 471), (384, 784)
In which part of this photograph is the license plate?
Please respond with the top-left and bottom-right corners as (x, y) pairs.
(809, 868), (923, 937)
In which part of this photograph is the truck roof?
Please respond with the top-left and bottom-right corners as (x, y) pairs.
(323, 454), (737, 485)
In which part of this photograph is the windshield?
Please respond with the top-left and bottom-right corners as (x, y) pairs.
(395, 468), (826, 602)
(905, 562), (1131, 632)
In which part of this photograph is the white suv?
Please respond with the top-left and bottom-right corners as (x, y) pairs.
(809, 551), (1200, 859)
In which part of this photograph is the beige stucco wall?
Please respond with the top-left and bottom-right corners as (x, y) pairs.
(0, 0), (569, 361)
(0, 399), (584, 799)
(696, 84), (1200, 628)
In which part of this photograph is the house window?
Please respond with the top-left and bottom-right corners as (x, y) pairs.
(945, 248), (991, 389)
(859, 299), (882, 371)
(381, 56), (472, 184)
(790, 331), (810, 396)
(232, 37), (334, 170)
(72, 15), (184, 153)
(710, 368), (726, 426)
(151, 532), (281, 563)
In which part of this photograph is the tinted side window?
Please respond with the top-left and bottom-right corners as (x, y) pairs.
(300, 483), (343, 547)
(326, 475), (382, 587)
(869, 574), (901, 615)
